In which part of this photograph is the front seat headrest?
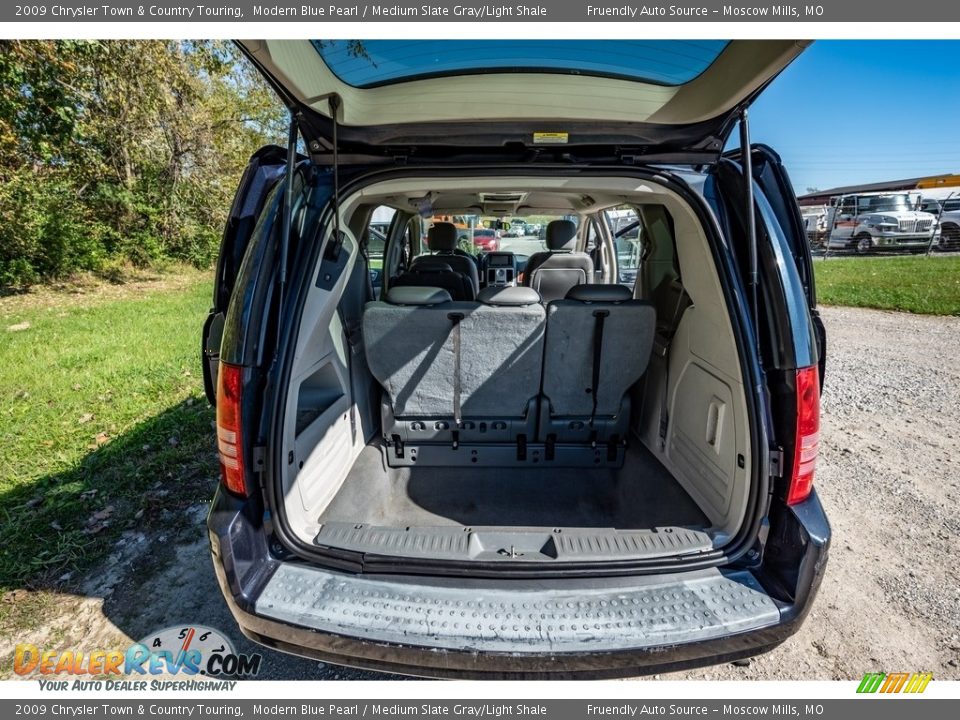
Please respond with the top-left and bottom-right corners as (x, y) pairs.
(545, 219), (578, 251)
(428, 222), (459, 252)
(565, 284), (633, 303)
(385, 286), (452, 306)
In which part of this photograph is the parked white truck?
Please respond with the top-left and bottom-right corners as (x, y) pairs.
(919, 195), (960, 251)
(825, 191), (936, 253)
(800, 205), (829, 248)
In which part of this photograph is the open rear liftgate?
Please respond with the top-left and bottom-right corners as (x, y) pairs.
(238, 103), (793, 673)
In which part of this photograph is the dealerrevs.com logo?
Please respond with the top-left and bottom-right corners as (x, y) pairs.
(857, 672), (933, 694)
(14, 625), (262, 682)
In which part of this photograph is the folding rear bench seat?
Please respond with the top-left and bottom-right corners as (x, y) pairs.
(363, 285), (545, 466)
(539, 284), (656, 464)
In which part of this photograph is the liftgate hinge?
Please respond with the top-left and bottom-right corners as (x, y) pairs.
(769, 448), (785, 478)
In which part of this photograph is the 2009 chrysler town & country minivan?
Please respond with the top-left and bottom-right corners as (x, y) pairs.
(202, 40), (830, 678)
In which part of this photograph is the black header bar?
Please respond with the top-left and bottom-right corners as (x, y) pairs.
(2, 1), (954, 23)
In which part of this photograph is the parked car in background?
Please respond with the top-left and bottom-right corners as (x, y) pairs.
(825, 192), (936, 253)
(471, 227), (501, 252)
(506, 220), (527, 237)
(935, 197), (960, 251)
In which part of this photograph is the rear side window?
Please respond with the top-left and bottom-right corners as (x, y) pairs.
(367, 228), (386, 264)
(381, 213), (420, 284)
(367, 206), (396, 269)
(606, 207), (643, 285)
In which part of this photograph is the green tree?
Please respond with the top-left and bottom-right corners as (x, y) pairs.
(0, 40), (285, 286)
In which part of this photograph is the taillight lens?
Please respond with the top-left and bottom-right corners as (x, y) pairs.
(216, 362), (247, 495)
(787, 365), (820, 505)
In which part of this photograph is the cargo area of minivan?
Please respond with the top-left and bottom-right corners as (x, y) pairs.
(273, 173), (755, 567)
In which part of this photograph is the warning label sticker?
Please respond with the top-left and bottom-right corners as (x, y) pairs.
(533, 132), (569, 145)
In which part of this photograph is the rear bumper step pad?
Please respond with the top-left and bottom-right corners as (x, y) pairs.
(254, 565), (779, 653)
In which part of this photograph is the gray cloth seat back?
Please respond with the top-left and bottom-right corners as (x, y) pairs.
(392, 260), (475, 301)
(418, 222), (480, 294)
(364, 287), (469, 420)
(524, 219), (594, 303)
(541, 284), (656, 442)
(463, 287), (545, 420)
(363, 285), (545, 447)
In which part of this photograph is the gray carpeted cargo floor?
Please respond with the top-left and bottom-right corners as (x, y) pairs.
(317, 441), (708, 530)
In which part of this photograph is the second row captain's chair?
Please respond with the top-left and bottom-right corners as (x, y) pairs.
(413, 221), (480, 295)
(390, 261), (475, 301)
(523, 219), (594, 303)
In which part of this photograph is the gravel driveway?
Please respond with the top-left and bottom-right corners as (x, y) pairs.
(672, 305), (960, 680)
(6, 305), (959, 681)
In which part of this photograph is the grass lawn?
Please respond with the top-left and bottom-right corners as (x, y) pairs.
(0, 269), (217, 625)
(815, 255), (960, 316)
(0, 252), (954, 632)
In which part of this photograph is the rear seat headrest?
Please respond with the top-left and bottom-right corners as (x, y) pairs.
(545, 219), (578, 251)
(565, 284), (633, 303)
(477, 286), (542, 307)
(385, 286), (452, 306)
(428, 222), (458, 252)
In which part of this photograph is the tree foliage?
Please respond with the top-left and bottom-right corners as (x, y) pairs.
(0, 40), (285, 286)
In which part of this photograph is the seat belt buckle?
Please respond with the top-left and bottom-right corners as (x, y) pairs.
(346, 325), (363, 349)
(657, 415), (669, 448)
(653, 335), (670, 358)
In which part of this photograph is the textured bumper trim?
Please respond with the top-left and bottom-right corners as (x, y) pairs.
(254, 565), (779, 653)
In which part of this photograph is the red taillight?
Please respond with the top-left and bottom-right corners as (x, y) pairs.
(216, 362), (247, 496)
(787, 365), (820, 505)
